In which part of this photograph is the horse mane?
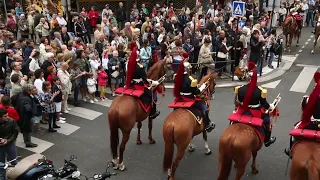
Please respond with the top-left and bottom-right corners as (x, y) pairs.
(283, 16), (292, 27)
(147, 60), (166, 80)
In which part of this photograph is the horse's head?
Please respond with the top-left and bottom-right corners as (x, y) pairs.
(199, 72), (218, 100)
(147, 60), (167, 80)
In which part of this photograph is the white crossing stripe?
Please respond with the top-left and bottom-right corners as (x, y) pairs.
(261, 80), (281, 89)
(290, 67), (318, 93)
(95, 99), (113, 107)
(67, 105), (103, 120)
(262, 61), (278, 75)
(16, 133), (54, 153)
(39, 122), (80, 136)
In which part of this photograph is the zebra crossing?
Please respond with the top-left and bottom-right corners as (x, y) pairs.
(16, 99), (113, 154)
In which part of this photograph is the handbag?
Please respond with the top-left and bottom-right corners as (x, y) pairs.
(111, 71), (119, 78)
(217, 52), (227, 58)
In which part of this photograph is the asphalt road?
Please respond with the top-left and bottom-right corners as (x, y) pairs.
(15, 27), (320, 180)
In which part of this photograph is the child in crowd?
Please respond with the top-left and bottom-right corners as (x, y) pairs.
(41, 81), (61, 132)
(163, 50), (173, 63)
(31, 86), (44, 134)
(0, 95), (19, 121)
(97, 65), (108, 101)
(87, 74), (98, 103)
(52, 76), (66, 123)
(27, 72), (35, 84)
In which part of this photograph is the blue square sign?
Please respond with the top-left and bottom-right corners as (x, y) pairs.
(232, 1), (245, 17)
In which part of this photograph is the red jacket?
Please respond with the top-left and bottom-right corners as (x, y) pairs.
(0, 104), (19, 121)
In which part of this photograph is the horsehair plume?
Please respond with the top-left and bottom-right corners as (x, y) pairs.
(241, 61), (257, 111)
(313, 72), (320, 83)
(125, 46), (138, 87)
(301, 75), (320, 122)
(173, 61), (185, 97)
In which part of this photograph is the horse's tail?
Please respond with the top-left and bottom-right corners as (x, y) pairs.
(162, 122), (174, 172)
(306, 157), (319, 180)
(108, 109), (120, 158)
(217, 134), (234, 180)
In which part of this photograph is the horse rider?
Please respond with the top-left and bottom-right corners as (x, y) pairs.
(234, 62), (276, 147)
(289, 0), (303, 30)
(126, 42), (160, 119)
(173, 53), (215, 132)
(284, 72), (320, 157)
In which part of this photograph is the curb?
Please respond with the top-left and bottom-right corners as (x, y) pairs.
(164, 60), (287, 89)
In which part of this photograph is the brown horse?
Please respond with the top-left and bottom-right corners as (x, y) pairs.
(282, 15), (302, 53)
(162, 72), (218, 180)
(108, 60), (167, 171)
(311, 15), (320, 54)
(217, 110), (279, 180)
(289, 141), (320, 180)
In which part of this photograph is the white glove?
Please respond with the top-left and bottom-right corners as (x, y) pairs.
(198, 84), (206, 91)
(269, 103), (275, 110)
(151, 80), (159, 87)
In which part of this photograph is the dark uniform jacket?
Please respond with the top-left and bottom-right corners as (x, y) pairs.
(180, 73), (201, 99)
(235, 84), (270, 110)
(132, 64), (148, 86)
(301, 96), (320, 119)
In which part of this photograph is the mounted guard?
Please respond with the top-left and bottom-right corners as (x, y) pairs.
(285, 72), (320, 157)
(172, 53), (215, 132)
(289, 0), (303, 30)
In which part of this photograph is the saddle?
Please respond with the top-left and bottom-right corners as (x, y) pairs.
(114, 87), (151, 112)
(290, 129), (320, 141)
(168, 99), (203, 124)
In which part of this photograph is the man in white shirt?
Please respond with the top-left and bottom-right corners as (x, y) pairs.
(56, 13), (67, 27)
(207, 4), (216, 18)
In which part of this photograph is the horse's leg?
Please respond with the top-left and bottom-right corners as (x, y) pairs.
(203, 131), (212, 155)
(170, 147), (186, 180)
(311, 34), (319, 54)
(296, 30), (300, 47)
(118, 131), (131, 171)
(288, 34), (293, 53)
(136, 121), (142, 145)
(148, 117), (156, 144)
(234, 151), (251, 180)
(284, 35), (288, 52)
(188, 140), (195, 152)
(251, 151), (259, 174)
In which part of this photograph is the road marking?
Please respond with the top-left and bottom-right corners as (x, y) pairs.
(262, 61), (278, 75)
(290, 67), (318, 93)
(39, 122), (80, 136)
(261, 79), (281, 89)
(298, 50), (302, 52)
(16, 133), (54, 153)
(296, 64), (320, 68)
(308, 38), (311, 41)
(311, 35), (314, 38)
(305, 42), (309, 45)
(95, 99), (113, 107)
(302, 46), (305, 49)
(67, 105), (103, 120)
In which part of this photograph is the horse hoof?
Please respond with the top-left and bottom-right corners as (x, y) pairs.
(234, 164), (237, 169)
(136, 140), (142, 145)
(118, 162), (126, 171)
(149, 140), (156, 144)
(311, 51), (315, 54)
(296, 44), (299, 47)
(188, 146), (195, 152)
(252, 169), (259, 174)
(205, 150), (212, 155)
(167, 175), (172, 180)
(288, 50), (291, 53)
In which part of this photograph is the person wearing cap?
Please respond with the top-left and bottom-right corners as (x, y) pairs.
(284, 72), (320, 157)
(173, 53), (215, 132)
(234, 62), (276, 147)
(126, 42), (160, 119)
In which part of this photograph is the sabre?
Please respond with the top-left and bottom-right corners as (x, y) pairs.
(148, 75), (166, 90)
(266, 93), (281, 114)
(284, 157), (290, 176)
(198, 78), (211, 96)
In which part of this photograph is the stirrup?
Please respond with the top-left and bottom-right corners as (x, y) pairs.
(205, 122), (215, 132)
(265, 136), (276, 147)
(284, 148), (292, 158)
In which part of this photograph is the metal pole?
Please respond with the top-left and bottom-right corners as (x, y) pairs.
(232, 17), (239, 81)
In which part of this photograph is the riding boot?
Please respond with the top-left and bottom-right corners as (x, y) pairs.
(284, 136), (293, 158)
(264, 129), (276, 147)
(204, 110), (215, 133)
(312, 26), (316, 34)
(149, 103), (160, 119)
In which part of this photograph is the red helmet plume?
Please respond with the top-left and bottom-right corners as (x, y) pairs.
(240, 62), (257, 112)
(173, 61), (185, 97)
(125, 46), (138, 87)
(314, 72), (320, 83)
(302, 73), (320, 122)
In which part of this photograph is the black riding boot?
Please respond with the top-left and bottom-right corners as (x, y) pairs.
(312, 26), (317, 34)
(204, 110), (215, 132)
(149, 103), (160, 119)
(264, 129), (276, 147)
(284, 136), (293, 158)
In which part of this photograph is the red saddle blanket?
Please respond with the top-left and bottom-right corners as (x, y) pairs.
(228, 113), (263, 127)
(294, 14), (302, 21)
(289, 129), (320, 141)
(114, 87), (144, 97)
(168, 101), (195, 108)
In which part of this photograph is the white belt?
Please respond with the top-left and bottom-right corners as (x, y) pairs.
(180, 92), (192, 95)
(248, 104), (260, 108)
(132, 78), (142, 83)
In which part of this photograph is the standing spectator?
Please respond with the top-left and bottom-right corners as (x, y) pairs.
(250, 30), (264, 75)
(24, 40), (34, 60)
(116, 2), (126, 30)
(10, 74), (22, 97)
(18, 14), (29, 39)
(27, 11), (35, 42)
(52, 77), (66, 123)
(86, 74), (98, 103)
(140, 40), (152, 72)
(6, 14), (17, 39)
(15, 84), (37, 147)
(97, 66), (108, 100)
(70, 63), (85, 106)
(33, 69), (45, 94)
(88, 6), (99, 33)
(0, 108), (19, 180)
(108, 50), (120, 96)
(57, 63), (72, 113)
(0, 96), (19, 121)
(35, 18), (50, 42)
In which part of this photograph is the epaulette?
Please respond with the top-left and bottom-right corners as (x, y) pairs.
(234, 85), (243, 95)
(173, 73), (176, 80)
(189, 76), (198, 87)
(258, 86), (267, 99)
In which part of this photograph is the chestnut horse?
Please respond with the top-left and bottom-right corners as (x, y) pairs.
(162, 72), (217, 180)
(108, 60), (167, 171)
(311, 15), (320, 54)
(217, 110), (279, 180)
(282, 15), (302, 53)
(289, 141), (320, 180)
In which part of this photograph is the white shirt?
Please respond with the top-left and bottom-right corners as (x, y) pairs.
(34, 78), (45, 95)
(56, 16), (67, 26)
(29, 58), (40, 72)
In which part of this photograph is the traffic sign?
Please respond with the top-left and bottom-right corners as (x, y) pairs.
(232, 1), (245, 17)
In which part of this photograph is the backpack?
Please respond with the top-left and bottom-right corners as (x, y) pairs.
(21, 58), (32, 75)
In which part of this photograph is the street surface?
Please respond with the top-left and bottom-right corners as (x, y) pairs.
(16, 27), (320, 180)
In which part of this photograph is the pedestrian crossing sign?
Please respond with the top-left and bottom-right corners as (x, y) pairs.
(232, 1), (245, 17)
